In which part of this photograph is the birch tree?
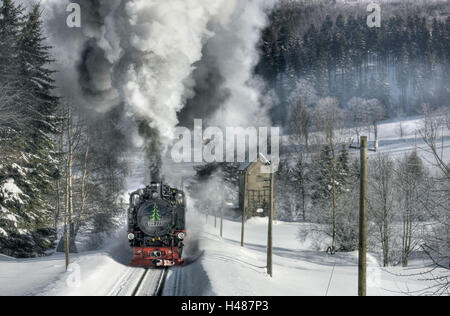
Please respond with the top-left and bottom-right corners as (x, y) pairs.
(396, 150), (428, 267)
(290, 100), (312, 220)
(368, 153), (395, 267)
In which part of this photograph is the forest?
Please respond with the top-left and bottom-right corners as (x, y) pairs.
(258, 0), (450, 126)
(0, 0), (127, 257)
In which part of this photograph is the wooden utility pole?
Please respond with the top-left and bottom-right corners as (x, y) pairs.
(241, 206), (245, 247)
(220, 184), (224, 238)
(359, 136), (368, 296)
(219, 169), (224, 238)
(241, 173), (247, 247)
(220, 207), (223, 238)
(267, 167), (275, 277)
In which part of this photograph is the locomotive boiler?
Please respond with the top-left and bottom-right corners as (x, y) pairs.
(128, 182), (186, 267)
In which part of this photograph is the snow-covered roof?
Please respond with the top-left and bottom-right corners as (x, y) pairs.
(238, 153), (271, 172)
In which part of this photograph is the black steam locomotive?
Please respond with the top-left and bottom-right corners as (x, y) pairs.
(127, 182), (186, 267)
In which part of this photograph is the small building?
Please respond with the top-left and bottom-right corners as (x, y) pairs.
(239, 154), (274, 219)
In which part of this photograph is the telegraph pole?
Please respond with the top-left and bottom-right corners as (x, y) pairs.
(359, 136), (368, 296)
(267, 166), (275, 277)
(220, 207), (223, 238)
(219, 170), (223, 236)
(241, 173), (247, 247)
(241, 205), (245, 247)
(350, 136), (370, 296)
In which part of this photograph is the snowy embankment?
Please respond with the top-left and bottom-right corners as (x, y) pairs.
(163, 211), (446, 296)
(0, 215), (444, 296)
(0, 230), (139, 296)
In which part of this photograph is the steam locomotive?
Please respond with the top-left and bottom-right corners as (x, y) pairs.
(128, 182), (186, 267)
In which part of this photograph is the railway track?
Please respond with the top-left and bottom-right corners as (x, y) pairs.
(132, 268), (168, 296)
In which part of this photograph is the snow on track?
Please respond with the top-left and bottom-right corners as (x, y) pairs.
(133, 268), (167, 296)
(108, 267), (147, 296)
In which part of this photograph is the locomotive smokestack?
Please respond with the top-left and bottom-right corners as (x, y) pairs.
(138, 120), (162, 183)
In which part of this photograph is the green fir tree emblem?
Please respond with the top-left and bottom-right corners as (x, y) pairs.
(151, 204), (161, 222)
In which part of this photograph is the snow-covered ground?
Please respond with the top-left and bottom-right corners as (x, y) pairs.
(0, 230), (147, 296)
(1, 215), (445, 296)
(162, 211), (447, 296)
(373, 117), (450, 163)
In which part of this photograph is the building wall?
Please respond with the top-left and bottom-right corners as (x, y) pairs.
(239, 160), (272, 218)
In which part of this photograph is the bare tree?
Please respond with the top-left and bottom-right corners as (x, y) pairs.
(420, 107), (450, 178)
(74, 133), (90, 236)
(366, 99), (385, 151)
(396, 150), (429, 267)
(53, 110), (64, 229)
(347, 97), (385, 149)
(347, 97), (367, 143)
(368, 153), (395, 267)
(290, 100), (312, 220)
(419, 106), (450, 285)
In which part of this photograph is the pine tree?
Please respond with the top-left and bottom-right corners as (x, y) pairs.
(19, 3), (58, 139)
(0, 0), (23, 84)
(0, 2), (58, 257)
(19, 4), (58, 198)
(311, 144), (352, 252)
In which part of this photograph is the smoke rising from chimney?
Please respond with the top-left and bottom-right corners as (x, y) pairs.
(39, 0), (277, 183)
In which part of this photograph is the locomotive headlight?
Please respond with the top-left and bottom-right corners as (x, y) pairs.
(177, 193), (184, 204)
(177, 232), (185, 240)
(127, 233), (135, 241)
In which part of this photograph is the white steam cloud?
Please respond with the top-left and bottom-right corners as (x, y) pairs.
(36, 0), (277, 180)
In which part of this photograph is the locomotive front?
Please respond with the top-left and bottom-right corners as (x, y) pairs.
(128, 182), (186, 267)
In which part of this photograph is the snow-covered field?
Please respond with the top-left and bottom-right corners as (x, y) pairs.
(162, 212), (447, 296)
(373, 117), (450, 163)
(0, 215), (445, 296)
(0, 230), (148, 296)
(283, 116), (450, 168)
